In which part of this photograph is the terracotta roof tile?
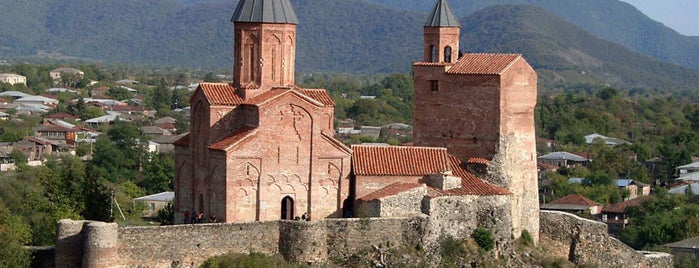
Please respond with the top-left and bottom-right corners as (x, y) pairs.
(414, 62), (450, 67)
(208, 126), (257, 151)
(549, 194), (601, 206)
(427, 156), (511, 196)
(467, 157), (490, 165)
(199, 83), (244, 105)
(447, 53), (521, 75)
(352, 145), (450, 176)
(245, 88), (293, 105)
(602, 196), (654, 213)
(297, 87), (334, 106)
(358, 182), (423, 201)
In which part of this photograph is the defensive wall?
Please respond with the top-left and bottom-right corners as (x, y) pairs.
(52, 210), (672, 267)
(540, 210), (673, 267)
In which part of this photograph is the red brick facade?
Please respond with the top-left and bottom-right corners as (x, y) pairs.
(175, 9), (351, 223)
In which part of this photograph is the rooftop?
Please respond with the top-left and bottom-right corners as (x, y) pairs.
(231, 0), (298, 24)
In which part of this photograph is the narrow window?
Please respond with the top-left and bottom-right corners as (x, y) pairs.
(430, 80), (439, 92)
(430, 45), (437, 62)
(444, 46), (452, 63)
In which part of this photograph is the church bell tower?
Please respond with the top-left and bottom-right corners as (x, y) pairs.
(231, 0), (298, 99)
(423, 0), (460, 63)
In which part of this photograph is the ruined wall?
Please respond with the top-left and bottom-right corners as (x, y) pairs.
(356, 186), (426, 218)
(540, 210), (672, 267)
(56, 211), (673, 268)
(423, 195), (512, 255)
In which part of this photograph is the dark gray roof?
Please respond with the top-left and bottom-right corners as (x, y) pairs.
(424, 0), (460, 27)
(231, 0), (298, 24)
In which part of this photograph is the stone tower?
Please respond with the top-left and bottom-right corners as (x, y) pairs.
(412, 0), (540, 242)
(231, 0), (298, 99)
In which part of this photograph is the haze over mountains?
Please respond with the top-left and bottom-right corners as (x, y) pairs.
(0, 0), (697, 90)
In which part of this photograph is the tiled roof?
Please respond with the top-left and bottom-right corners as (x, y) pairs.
(358, 182), (423, 201)
(198, 83), (244, 105)
(36, 125), (78, 132)
(447, 53), (521, 75)
(549, 194), (600, 206)
(413, 62), (450, 67)
(602, 196), (654, 214)
(352, 145), (450, 176)
(467, 157), (490, 165)
(173, 133), (190, 146)
(297, 88), (334, 106)
(208, 126), (257, 151)
(321, 131), (352, 154)
(243, 87), (331, 108)
(427, 155), (511, 196)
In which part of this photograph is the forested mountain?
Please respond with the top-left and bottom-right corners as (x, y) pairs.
(0, 0), (698, 90)
(462, 5), (699, 91)
(365, 0), (699, 70)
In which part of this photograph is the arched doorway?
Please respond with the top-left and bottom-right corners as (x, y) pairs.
(281, 196), (294, 220)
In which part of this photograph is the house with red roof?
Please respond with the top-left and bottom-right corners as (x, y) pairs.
(540, 194), (603, 218)
(601, 196), (653, 235)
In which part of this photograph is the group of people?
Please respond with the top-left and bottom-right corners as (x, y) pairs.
(294, 212), (311, 221)
(183, 210), (216, 224)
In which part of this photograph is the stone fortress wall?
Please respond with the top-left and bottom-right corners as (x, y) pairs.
(53, 205), (671, 267)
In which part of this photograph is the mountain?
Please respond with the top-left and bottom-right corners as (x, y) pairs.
(0, 0), (697, 91)
(364, 0), (699, 70)
(459, 5), (699, 91)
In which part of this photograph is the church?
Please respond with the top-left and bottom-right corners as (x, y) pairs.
(174, 0), (538, 240)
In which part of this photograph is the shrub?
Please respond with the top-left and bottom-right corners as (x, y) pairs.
(519, 229), (533, 247)
(472, 227), (494, 252)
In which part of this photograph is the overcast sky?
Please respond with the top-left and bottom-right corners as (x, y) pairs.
(622, 0), (698, 36)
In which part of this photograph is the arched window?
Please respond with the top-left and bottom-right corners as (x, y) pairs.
(444, 46), (452, 63)
(430, 45), (437, 62)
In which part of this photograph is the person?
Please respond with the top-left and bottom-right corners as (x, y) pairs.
(301, 212), (307, 221)
(183, 210), (190, 224)
(190, 209), (197, 224)
(209, 214), (217, 223)
(196, 212), (204, 223)
(306, 213), (311, 221)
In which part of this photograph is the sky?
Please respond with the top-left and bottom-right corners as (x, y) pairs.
(622, 0), (699, 36)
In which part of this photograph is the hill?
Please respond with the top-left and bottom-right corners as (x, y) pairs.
(460, 5), (699, 91)
(365, 0), (699, 70)
(0, 0), (697, 90)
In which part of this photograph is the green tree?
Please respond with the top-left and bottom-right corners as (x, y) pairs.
(140, 152), (174, 194)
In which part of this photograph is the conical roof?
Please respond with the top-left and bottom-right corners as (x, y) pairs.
(231, 0), (299, 24)
(424, 0), (460, 27)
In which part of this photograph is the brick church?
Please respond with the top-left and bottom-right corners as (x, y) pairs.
(175, 0), (538, 240)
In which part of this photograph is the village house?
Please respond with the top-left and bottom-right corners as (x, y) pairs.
(601, 196), (653, 235)
(0, 73), (26, 85)
(614, 179), (651, 200)
(538, 151), (589, 168)
(540, 194), (602, 219)
(50, 67), (84, 80)
(585, 133), (630, 146)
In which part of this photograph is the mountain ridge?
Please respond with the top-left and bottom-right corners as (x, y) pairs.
(0, 0), (697, 91)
